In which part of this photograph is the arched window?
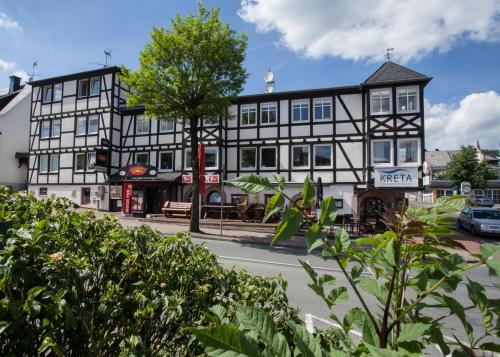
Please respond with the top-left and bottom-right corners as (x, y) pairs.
(207, 191), (221, 204)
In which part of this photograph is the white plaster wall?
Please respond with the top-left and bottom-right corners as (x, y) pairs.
(29, 184), (110, 210)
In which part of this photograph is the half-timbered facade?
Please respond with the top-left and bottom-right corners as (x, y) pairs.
(27, 61), (431, 222)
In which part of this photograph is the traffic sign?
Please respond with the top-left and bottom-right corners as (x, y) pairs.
(461, 181), (472, 195)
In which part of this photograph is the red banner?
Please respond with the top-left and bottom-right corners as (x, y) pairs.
(123, 183), (133, 214)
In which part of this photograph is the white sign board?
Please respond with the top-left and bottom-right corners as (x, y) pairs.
(374, 167), (419, 188)
(423, 176), (430, 186)
(110, 186), (122, 200)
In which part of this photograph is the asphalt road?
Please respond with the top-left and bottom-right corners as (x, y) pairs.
(192, 236), (500, 341)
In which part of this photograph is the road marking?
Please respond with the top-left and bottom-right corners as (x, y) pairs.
(218, 255), (498, 288)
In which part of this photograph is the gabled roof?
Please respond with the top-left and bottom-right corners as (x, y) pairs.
(364, 61), (431, 86)
(0, 85), (31, 115)
(0, 90), (22, 111)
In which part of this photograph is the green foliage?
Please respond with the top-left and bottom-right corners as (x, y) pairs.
(221, 174), (500, 356)
(444, 145), (497, 189)
(0, 189), (299, 356)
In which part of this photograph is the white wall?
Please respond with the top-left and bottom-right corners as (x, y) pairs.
(0, 86), (31, 191)
(29, 184), (110, 210)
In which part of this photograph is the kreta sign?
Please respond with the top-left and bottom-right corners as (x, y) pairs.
(374, 167), (418, 188)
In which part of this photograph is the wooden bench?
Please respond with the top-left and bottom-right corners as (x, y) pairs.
(162, 201), (192, 218)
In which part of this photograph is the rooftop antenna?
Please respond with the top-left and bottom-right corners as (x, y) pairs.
(265, 68), (274, 94)
(89, 49), (112, 68)
(29, 61), (38, 82)
(385, 48), (394, 61)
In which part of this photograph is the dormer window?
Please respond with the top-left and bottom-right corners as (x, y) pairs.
(370, 89), (391, 114)
(397, 87), (419, 113)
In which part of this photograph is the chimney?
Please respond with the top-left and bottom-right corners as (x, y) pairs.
(8, 75), (21, 94)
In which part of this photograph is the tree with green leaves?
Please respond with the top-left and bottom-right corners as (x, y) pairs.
(121, 5), (247, 232)
(445, 145), (496, 189)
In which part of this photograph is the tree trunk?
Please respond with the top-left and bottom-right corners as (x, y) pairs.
(189, 117), (201, 233)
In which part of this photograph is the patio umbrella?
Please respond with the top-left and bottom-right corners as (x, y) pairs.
(316, 176), (323, 209)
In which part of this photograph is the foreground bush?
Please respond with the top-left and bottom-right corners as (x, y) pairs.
(0, 187), (299, 356)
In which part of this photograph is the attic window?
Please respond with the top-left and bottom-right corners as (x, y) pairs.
(397, 87), (419, 113)
(371, 89), (391, 114)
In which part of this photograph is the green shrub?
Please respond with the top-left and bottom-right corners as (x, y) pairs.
(0, 188), (299, 356)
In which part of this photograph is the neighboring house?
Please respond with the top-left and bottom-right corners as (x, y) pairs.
(27, 61), (431, 224)
(0, 76), (31, 191)
(422, 146), (500, 203)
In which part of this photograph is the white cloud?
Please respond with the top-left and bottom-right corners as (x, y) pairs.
(0, 12), (19, 29)
(0, 59), (16, 72)
(425, 91), (500, 150)
(238, 0), (500, 63)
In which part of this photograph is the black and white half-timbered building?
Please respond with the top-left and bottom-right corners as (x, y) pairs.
(27, 61), (431, 224)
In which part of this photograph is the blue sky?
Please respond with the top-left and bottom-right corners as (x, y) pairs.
(1, 0), (499, 149)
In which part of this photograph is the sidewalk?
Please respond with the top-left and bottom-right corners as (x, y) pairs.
(85, 209), (485, 261)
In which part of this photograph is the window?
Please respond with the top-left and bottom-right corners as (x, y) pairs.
(335, 199), (343, 209)
(185, 148), (218, 169)
(76, 116), (87, 135)
(39, 187), (48, 196)
(90, 77), (101, 96)
(292, 145), (309, 168)
(292, 100), (309, 122)
(205, 147), (218, 169)
(41, 121), (51, 139)
(314, 98), (332, 121)
(136, 152), (149, 165)
(81, 187), (91, 205)
(49, 155), (59, 172)
(51, 119), (61, 137)
(203, 117), (219, 127)
(185, 150), (192, 169)
(39, 155), (49, 173)
(159, 119), (175, 133)
(240, 147), (257, 170)
(241, 104), (257, 126)
(261, 102), (277, 124)
(260, 147), (277, 169)
(372, 139), (393, 165)
(159, 151), (174, 171)
(42, 85), (53, 103)
(207, 191), (222, 204)
(136, 115), (150, 134)
(75, 153), (86, 171)
(231, 194), (247, 204)
(371, 89), (391, 114)
(88, 115), (99, 134)
(314, 144), (332, 168)
(397, 87), (418, 113)
(53, 83), (63, 101)
(87, 152), (96, 171)
(398, 139), (419, 164)
(78, 79), (89, 98)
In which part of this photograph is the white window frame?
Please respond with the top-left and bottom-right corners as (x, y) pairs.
(260, 146), (277, 169)
(53, 83), (63, 101)
(292, 145), (310, 168)
(313, 144), (333, 168)
(185, 149), (192, 169)
(39, 155), (49, 173)
(76, 116), (87, 136)
(371, 139), (393, 167)
(87, 152), (96, 171)
(159, 151), (174, 172)
(159, 119), (175, 133)
(135, 115), (150, 135)
(370, 88), (392, 115)
(260, 102), (277, 125)
(396, 86), (419, 113)
(78, 79), (89, 98)
(240, 147), (257, 170)
(90, 77), (101, 96)
(40, 121), (51, 139)
(204, 147), (219, 169)
(74, 153), (86, 172)
(313, 97), (332, 121)
(42, 85), (53, 103)
(241, 104), (257, 126)
(87, 115), (99, 134)
(135, 152), (150, 165)
(292, 99), (310, 123)
(51, 119), (61, 138)
(397, 138), (420, 166)
(49, 154), (59, 173)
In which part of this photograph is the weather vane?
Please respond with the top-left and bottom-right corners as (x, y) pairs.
(264, 69), (274, 93)
(385, 48), (394, 61)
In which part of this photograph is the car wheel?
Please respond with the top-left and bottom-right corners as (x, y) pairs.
(471, 225), (478, 236)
